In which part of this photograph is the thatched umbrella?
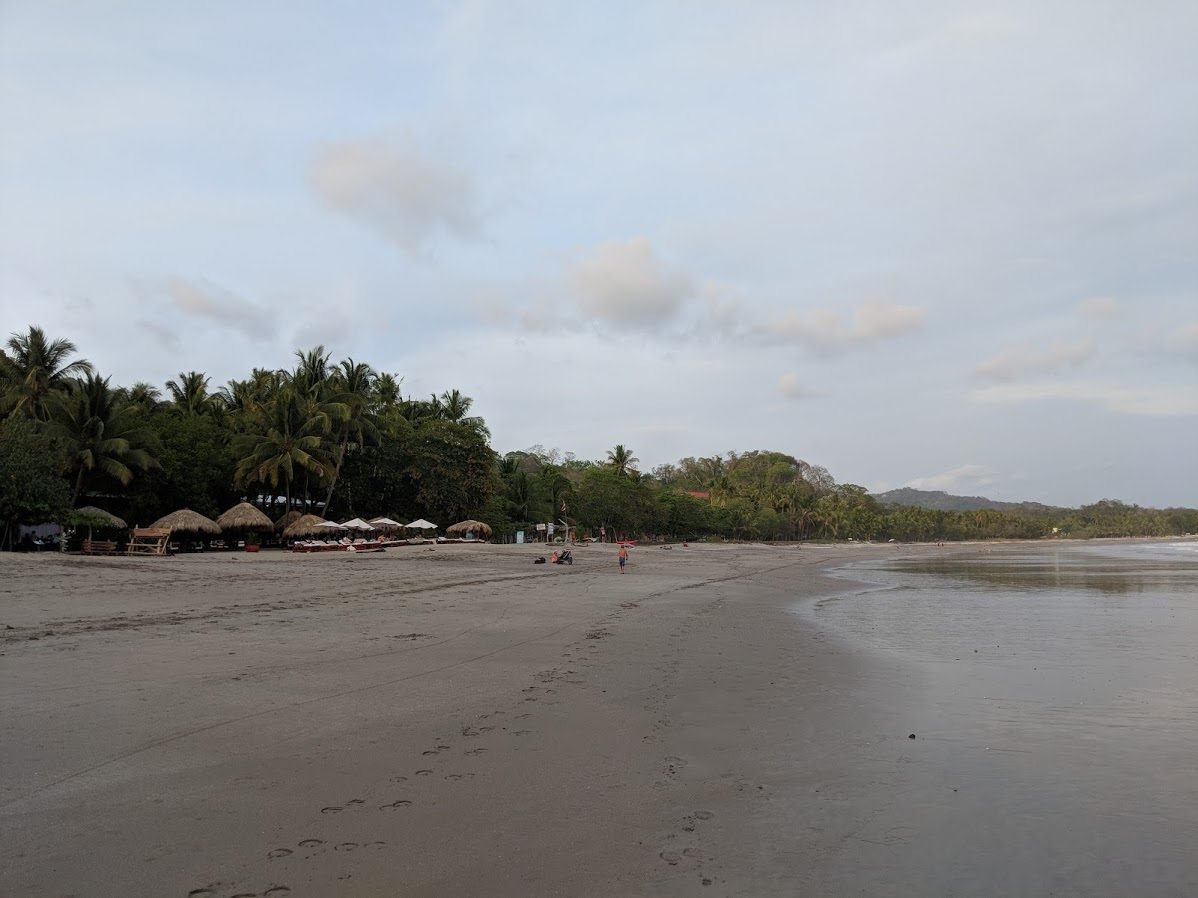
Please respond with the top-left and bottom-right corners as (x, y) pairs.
(66, 506), (128, 544)
(216, 501), (274, 534)
(68, 506), (127, 530)
(282, 514), (333, 539)
(274, 509), (304, 533)
(446, 519), (492, 539)
(150, 508), (221, 536)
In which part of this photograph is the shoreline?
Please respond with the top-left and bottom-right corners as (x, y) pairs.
(0, 540), (1190, 895)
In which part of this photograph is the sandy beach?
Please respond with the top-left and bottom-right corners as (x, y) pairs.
(2, 541), (1193, 896)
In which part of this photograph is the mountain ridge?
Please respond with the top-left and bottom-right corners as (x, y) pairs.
(872, 488), (1060, 513)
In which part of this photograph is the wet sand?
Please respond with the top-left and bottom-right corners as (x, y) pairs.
(0, 541), (1189, 896)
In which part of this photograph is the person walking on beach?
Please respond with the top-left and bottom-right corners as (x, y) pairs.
(618, 543), (628, 573)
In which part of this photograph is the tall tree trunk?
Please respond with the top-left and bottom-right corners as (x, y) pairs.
(323, 438), (348, 516)
(72, 465), (87, 505)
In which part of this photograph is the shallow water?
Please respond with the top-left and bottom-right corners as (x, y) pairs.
(811, 541), (1198, 896)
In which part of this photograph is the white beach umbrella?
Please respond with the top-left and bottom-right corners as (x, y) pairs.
(405, 518), (438, 531)
(368, 516), (402, 528)
(341, 517), (376, 531)
(315, 521), (346, 530)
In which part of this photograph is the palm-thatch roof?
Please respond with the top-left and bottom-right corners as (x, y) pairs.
(150, 508), (221, 535)
(216, 501), (274, 533)
(446, 519), (492, 538)
(274, 509), (304, 532)
(282, 514), (333, 539)
(67, 505), (127, 530)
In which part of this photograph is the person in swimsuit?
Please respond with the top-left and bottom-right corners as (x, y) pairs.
(618, 544), (628, 573)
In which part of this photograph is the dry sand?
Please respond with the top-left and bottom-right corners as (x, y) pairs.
(1, 541), (988, 896)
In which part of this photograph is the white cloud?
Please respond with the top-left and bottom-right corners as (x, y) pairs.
(971, 381), (1198, 417)
(755, 298), (926, 354)
(776, 373), (824, 401)
(311, 134), (480, 258)
(971, 337), (1096, 380)
(133, 276), (273, 343)
(567, 238), (694, 328)
(906, 463), (996, 493)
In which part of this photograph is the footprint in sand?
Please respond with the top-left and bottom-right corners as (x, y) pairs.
(380, 800), (412, 810)
(512, 730), (532, 736)
(444, 773), (474, 781)
(298, 839), (324, 848)
(187, 890), (217, 897)
(321, 806), (343, 814)
(389, 775), (408, 783)
(694, 810), (714, 820)
(465, 748), (487, 756)
(334, 842), (360, 852)
(268, 847), (294, 859)
(264, 889), (292, 897)
(415, 769), (434, 776)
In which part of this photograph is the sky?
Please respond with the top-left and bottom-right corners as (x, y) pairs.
(1, 1), (1195, 508)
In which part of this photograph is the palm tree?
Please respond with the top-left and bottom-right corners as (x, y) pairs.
(373, 372), (402, 410)
(116, 382), (163, 412)
(436, 388), (471, 421)
(606, 444), (639, 477)
(292, 345), (332, 397)
(233, 388), (335, 512)
(216, 368), (284, 417)
(322, 358), (379, 511)
(165, 371), (214, 416)
(1, 326), (93, 420)
(46, 373), (158, 503)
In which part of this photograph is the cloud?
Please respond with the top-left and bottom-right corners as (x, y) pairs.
(697, 282), (749, 339)
(777, 373), (824, 401)
(906, 463), (996, 493)
(567, 238), (694, 328)
(311, 134), (480, 258)
(755, 298), (926, 354)
(133, 276), (273, 342)
(135, 318), (179, 348)
(971, 381), (1198, 417)
(971, 337), (1096, 380)
(1077, 296), (1121, 319)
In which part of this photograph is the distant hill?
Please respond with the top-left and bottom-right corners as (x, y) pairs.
(872, 488), (1058, 513)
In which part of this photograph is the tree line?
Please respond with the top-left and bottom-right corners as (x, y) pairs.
(2, 326), (1195, 548)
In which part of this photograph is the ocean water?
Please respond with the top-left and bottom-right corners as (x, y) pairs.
(811, 540), (1198, 895)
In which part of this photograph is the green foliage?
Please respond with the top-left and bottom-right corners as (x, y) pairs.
(0, 326), (93, 421)
(0, 417), (71, 546)
(404, 419), (495, 523)
(123, 412), (238, 524)
(45, 372), (159, 503)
